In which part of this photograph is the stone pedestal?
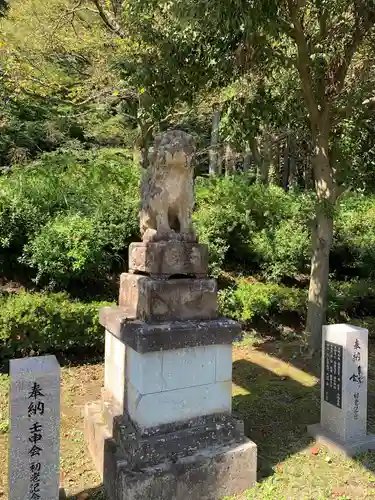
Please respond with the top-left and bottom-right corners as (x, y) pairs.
(308, 324), (375, 456)
(85, 242), (257, 499)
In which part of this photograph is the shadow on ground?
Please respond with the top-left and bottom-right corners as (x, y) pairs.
(233, 339), (375, 482)
(232, 354), (320, 481)
(64, 339), (375, 499)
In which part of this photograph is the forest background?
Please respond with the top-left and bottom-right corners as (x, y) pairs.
(1, 0), (375, 358)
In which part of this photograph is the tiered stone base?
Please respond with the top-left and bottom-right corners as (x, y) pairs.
(84, 240), (257, 498)
(84, 398), (257, 500)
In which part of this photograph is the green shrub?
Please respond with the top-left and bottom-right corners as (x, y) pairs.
(331, 194), (375, 277)
(0, 147), (140, 284)
(195, 175), (314, 279)
(22, 214), (109, 286)
(327, 279), (375, 321)
(0, 291), (112, 358)
(252, 218), (310, 280)
(219, 277), (375, 331)
(219, 280), (307, 322)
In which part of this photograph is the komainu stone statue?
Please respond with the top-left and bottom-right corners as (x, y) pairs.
(140, 129), (197, 242)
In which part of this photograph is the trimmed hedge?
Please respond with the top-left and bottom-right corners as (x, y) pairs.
(219, 279), (375, 331)
(0, 291), (113, 358)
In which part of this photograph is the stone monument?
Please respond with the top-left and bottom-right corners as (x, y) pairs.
(9, 355), (61, 500)
(84, 130), (257, 499)
(308, 324), (375, 456)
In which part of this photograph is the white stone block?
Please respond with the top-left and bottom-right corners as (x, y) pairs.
(161, 345), (216, 391)
(215, 345), (233, 382)
(104, 330), (126, 407)
(104, 330), (112, 391)
(126, 380), (232, 429)
(9, 355), (60, 500)
(126, 347), (163, 394)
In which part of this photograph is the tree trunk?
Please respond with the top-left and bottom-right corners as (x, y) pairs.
(243, 141), (251, 172)
(272, 142), (281, 185)
(305, 129), (335, 353)
(209, 107), (221, 175)
(250, 138), (266, 183)
(137, 92), (154, 169)
(282, 136), (290, 191)
(224, 143), (236, 176)
(259, 137), (270, 185)
(288, 135), (297, 189)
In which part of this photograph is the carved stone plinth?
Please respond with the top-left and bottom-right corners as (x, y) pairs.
(128, 241), (208, 279)
(119, 273), (218, 322)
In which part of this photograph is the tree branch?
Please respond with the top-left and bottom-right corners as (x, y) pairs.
(286, 0), (320, 126)
(331, 13), (375, 96)
(90, 0), (127, 38)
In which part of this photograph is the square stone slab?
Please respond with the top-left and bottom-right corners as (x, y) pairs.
(99, 307), (241, 353)
(128, 241), (209, 279)
(119, 274), (218, 322)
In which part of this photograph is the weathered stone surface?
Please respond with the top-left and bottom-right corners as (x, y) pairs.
(215, 345), (233, 382)
(119, 274), (218, 322)
(114, 412), (245, 469)
(308, 324), (375, 454)
(101, 388), (241, 440)
(109, 440), (256, 500)
(140, 130), (197, 243)
(100, 390), (244, 469)
(84, 400), (257, 499)
(103, 331), (232, 420)
(126, 379), (232, 430)
(128, 241), (208, 279)
(9, 355), (60, 500)
(104, 330), (127, 408)
(99, 307), (240, 353)
(84, 401), (115, 477)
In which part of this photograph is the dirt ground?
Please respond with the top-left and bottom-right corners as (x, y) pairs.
(1, 337), (375, 499)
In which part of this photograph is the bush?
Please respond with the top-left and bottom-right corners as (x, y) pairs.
(327, 279), (375, 321)
(0, 147), (140, 285)
(0, 291), (112, 359)
(218, 277), (375, 331)
(22, 214), (109, 286)
(333, 195), (375, 278)
(218, 280), (307, 323)
(252, 218), (310, 280)
(194, 175), (314, 279)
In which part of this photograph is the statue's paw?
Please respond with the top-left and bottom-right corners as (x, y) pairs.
(153, 230), (178, 242)
(142, 228), (158, 242)
(178, 230), (198, 243)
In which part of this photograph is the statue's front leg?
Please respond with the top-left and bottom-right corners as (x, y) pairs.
(156, 211), (171, 235)
(178, 205), (197, 242)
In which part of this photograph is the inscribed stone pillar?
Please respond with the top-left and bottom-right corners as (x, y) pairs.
(9, 355), (60, 500)
(308, 324), (375, 455)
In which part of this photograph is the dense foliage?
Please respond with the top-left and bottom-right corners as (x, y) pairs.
(0, 291), (111, 358)
(0, 0), (375, 355)
(0, 154), (373, 356)
(0, 148), (139, 286)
